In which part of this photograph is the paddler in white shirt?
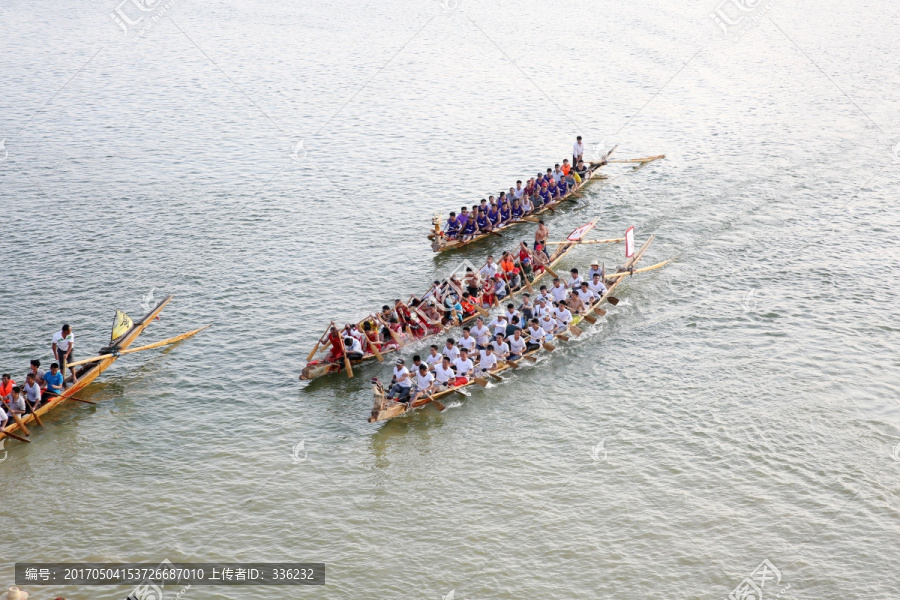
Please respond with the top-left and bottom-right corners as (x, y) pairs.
(458, 327), (476, 354)
(442, 338), (460, 362)
(491, 333), (510, 360)
(470, 317), (491, 350)
(452, 349), (475, 379)
(526, 319), (545, 350)
(540, 312), (558, 337)
(477, 345), (499, 374)
(576, 282), (600, 309)
(488, 314), (508, 337)
(588, 273), (608, 297)
(555, 300), (573, 330)
(549, 278), (568, 303)
(425, 345), (443, 370)
(434, 356), (456, 389)
(508, 329), (527, 361)
(567, 268), (583, 290)
(409, 364), (436, 405)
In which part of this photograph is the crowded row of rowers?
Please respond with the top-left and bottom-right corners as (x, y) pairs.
(0, 360), (67, 430)
(442, 158), (595, 240)
(380, 270), (609, 406)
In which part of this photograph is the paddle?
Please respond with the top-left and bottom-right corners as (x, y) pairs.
(474, 377), (488, 387)
(336, 332), (354, 379)
(542, 341), (556, 352)
(24, 399), (43, 426)
(487, 229), (503, 239)
(524, 355), (538, 362)
(505, 359), (519, 369)
(365, 327), (384, 363)
(307, 322), (334, 362)
(543, 238), (624, 246)
(1, 428), (30, 443)
(593, 306), (607, 317)
(606, 296), (620, 306)
(488, 371), (504, 381)
(8, 411), (30, 436)
(582, 313), (598, 324)
(66, 325), (212, 369)
(569, 324), (583, 337)
(555, 332), (570, 342)
(374, 313), (404, 347)
(602, 259), (673, 278)
(44, 391), (96, 405)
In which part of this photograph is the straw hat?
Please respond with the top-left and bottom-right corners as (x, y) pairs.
(7, 586), (29, 600)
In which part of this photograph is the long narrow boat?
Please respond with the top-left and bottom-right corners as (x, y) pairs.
(428, 151), (665, 253)
(368, 234), (666, 423)
(0, 296), (206, 444)
(300, 219), (604, 381)
(429, 157), (610, 253)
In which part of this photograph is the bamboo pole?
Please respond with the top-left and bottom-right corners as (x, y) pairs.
(66, 325), (211, 368)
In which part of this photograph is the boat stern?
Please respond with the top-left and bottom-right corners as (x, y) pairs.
(300, 360), (339, 381)
(368, 378), (407, 422)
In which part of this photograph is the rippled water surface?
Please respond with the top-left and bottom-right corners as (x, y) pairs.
(1, 0), (899, 598)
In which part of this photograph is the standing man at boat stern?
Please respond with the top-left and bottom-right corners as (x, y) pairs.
(573, 135), (585, 165)
(51, 324), (75, 387)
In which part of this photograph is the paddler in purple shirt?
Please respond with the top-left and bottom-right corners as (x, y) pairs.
(475, 208), (491, 232)
(444, 211), (461, 239)
(457, 207), (470, 229)
(460, 210), (479, 241)
(557, 175), (569, 197)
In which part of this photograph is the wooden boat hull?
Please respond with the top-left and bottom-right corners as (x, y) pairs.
(430, 159), (610, 253)
(301, 220), (599, 382)
(0, 296), (174, 443)
(369, 236), (661, 423)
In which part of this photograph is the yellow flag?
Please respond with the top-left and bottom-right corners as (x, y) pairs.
(111, 309), (134, 342)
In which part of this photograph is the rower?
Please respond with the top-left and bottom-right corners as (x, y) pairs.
(471, 317), (491, 350)
(552, 163), (563, 183)
(533, 296), (550, 319)
(539, 312), (558, 337)
(453, 348), (475, 379)
(508, 329), (527, 361)
(547, 179), (560, 200)
(520, 194), (533, 214)
(458, 327), (476, 354)
(492, 276), (508, 301)
(488, 314), (508, 337)
(519, 294), (534, 322)
(550, 278), (568, 303)
(444, 211), (461, 239)
(475, 208), (490, 232)
(513, 181), (525, 199)
(524, 178), (536, 198)
(568, 268), (583, 290)
(0, 374), (14, 402)
(498, 199), (511, 223)
(0, 402), (9, 431)
(5, 386), (27, 421)
(52, 324), (76, 386)
(576, 281), (600, 307)
(477, 345), (499, 375)
(543, 168), (553, 186)
(538, 284), (553, 305)
(526, 319), (545, 350)
(573, 135), (585, 165)
(434, 356), (456, 389)
(481, 256), (499, 280)
(26, 359), (45, 388)
(534, 219), (549, 249)
(387, 358), (413, 404)
(487, 204), (501, 228)
(561, 158), (571, 175)
(505, 315), (523, 338)
(344, 336), (364, 361)
(511, 198), (524, 220)
(491, 333), (510, 360)
(411, 354), (424, 373)
(480, 198), (489, 213)
(443, 338), (460, 362)
(567, 289), (587, 314)
(426, 345), (443, 370)
(24, 373), (42, 412)
(41, 363), (63, 400)
(325, 325), (344, 361)
(460, 213), (478, 240)
(457, 207), (470, 229)
(587, 261), (603, 281)
(557, 174), (569, 196)
(443, 293), (463, 324)
(575, 158), (588, 179)
(504, 302), (520, 323)
(588, 273), (608, 297)
(555, 300), (573, 330)
(409, 364), (436, 406)
(538, 182), (551, 207)
(533, 242), (550, 272)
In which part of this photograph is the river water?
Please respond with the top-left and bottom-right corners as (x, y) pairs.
(1, 0), (898, 598)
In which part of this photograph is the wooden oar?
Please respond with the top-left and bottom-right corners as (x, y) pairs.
(593, 306), (607, 317)
(543, 238), (624, 246)
(24, 399), (43, 426)
(606, 296), (620, 306)
(602, 259), (673, 279)
(486, 230), (503, 239)
(44, 391), (96, 405)
(66, 325), (211, 368)
(374, 314), (404, 347)
(522, 216), (540, 223)
(569, 323), (583, 337)
(362, 318), (384, 363)
(474, 376), (488, 387)
(607, 155), (665, 163)
(582, 313), (598, 324)
(542, 341), (556, 352)
(307, 322), (334, 362)
(337, 332), (353, 379)
(9, 412), (30, 436)
(505, 359), (519, 369)
(1, 428), (30, 443)
(514, 255), (533, 293)
(543, 264), (559, 279)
